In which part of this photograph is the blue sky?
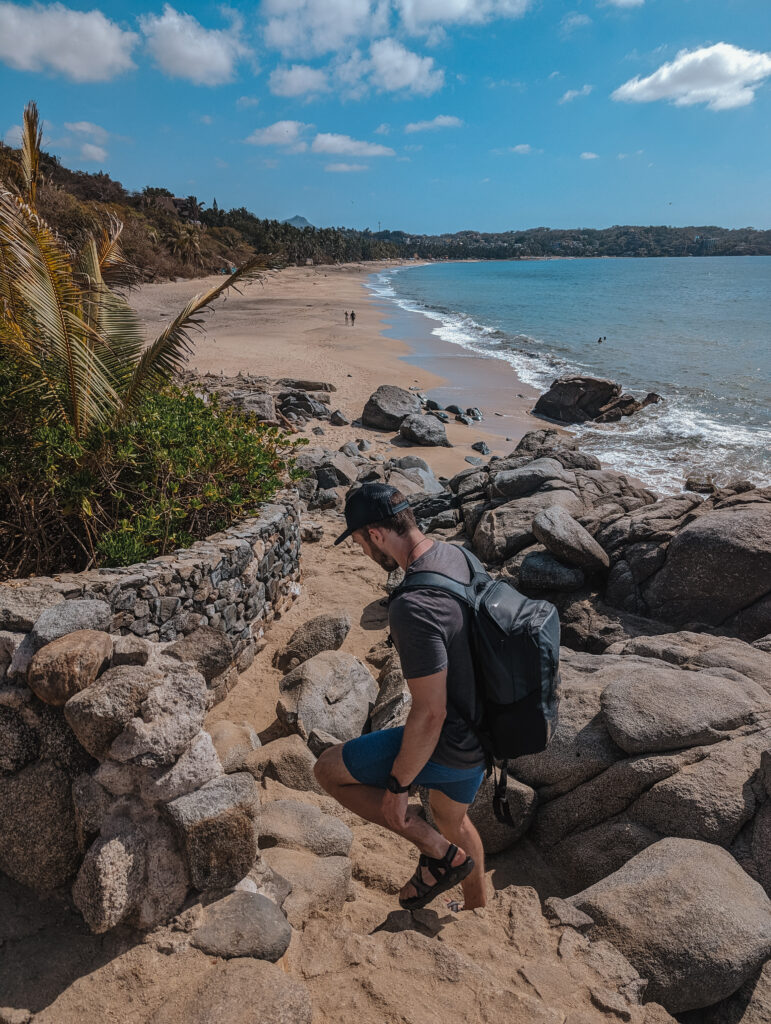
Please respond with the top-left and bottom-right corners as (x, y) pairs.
(1, 1), (770, 233)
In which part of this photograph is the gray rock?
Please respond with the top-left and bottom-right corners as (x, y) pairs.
(0, 582), (66, 631)
(139, 730), (223, 803)
(72, 772), (113, 852)
(532, 506), (610, 571)
(72, 824), (146, 933)
(273, 612), (351, 672)
(261, 847), (351, 927)
(306, 728), (339, 757)
(108, 662), (208, 767)
(209, 720), (261, 773)
(9, 599), (112, 680)
(0, 760), (80, 891)
(601, 665), (770, 755)
(167, 772), (259, 890)
(392, 464), (444, 494)
(399, 413), (451, 448)
(27, 630), (113, 706)
(473, 489), (585, 563)
(133, 817), (191, 930)
(519, 551), (585, 591)
(277, 651), (377, 743)
(543, 896), (594, 931)
(258, 799), (353, 857)
(489, 458), (575, 500)
(0, 630), (24, 682)
(362, 384), (421, 431)
(241, 392), (276, 421)
(551, 820), (660, 892)
(330, 409), (350, 426)
(244, 734), (323, 794)
(642, 505), (771, 640)
(534, 376), (622, 424)
(166, 625), (235, 684)
(569, 838), (771, 1012)
(191, 890), (291, 961)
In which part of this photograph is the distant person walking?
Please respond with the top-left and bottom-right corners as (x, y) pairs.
(350, 310), (356, 327)
(345, 311), (349, 325)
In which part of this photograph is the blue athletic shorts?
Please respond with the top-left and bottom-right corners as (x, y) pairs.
(342, 727), (485, 806)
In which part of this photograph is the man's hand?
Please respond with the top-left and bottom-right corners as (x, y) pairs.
(381, 789), (409, 832)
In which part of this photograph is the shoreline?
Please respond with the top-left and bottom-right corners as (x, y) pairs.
(132, 261), (545, 480)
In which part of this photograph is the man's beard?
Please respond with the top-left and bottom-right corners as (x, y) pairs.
(372, 548), (398, 572)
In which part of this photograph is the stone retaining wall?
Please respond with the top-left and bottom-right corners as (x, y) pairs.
(0, 497), (300, 664)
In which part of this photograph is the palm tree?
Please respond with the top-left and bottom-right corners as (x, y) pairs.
(0, 102), (272, 439)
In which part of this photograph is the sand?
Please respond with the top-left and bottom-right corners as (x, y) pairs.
(131, 260), (544, 479)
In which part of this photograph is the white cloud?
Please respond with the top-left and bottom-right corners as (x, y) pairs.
(325, 162), (367, 171)
(140, 5), (250, 86)
(612, 43), (771, 111)
(602, 0), (644, 7)
(510, 143), (532, 154)
(369, 37), (443, 95)
(236, 95), (260, 108)
(0, 2), (137, 82)
(199, 115), (214, 125)
(262, 0), (389, 59)
(311, 132), (394, 156)
(559, 83), (593, 103)
(395, 0), (533, 33)
(269, 64), (329, 96)
(404, 114), (462, 133)
(246, 120), (312, 151)
(561, 12), (591, 34)
(3, 124), (23, 146)
(79, 142), (107, 162)
(374, 122), (391, 134)
(580, 151), (599, 159)
(64, 121), (110, 144)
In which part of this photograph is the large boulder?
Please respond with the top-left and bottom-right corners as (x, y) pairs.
(273, 612), (351, 672)
(569, 838), (771, 1012)
(64, 664), (165, 759)
(0, 581), (66, 631)
(72, 823), (146, 933)
(519, 551), (585, 592)
(166, 625), (235, 686)
(532, 506), (610, 571)
(600, 665), (770, 755)
(167, 772), (259, 890)
(244, 734), (323, 794)
(642, 506), (771, 639)
(399, 413), (451, 448)
(191, 891), (291, 961)
(533, 376), (621, 424)
(0, 760), (80, 890)
(8, 599), (112, 680)
(362, 384), (421, 431)
(108, 661), (209, 768)
(489, 458), (575, 500)
(473, 489), (585, 563)
(27, 630), (113, 706)
(276, 651), (377, 743)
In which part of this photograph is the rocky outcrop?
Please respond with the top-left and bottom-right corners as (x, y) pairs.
(362, 384), (421, 431)
(533, 376), (660, 425)
(569, 838), (771, 1013)
(399, 413), (452, 447)
(276, 651), (378, 742)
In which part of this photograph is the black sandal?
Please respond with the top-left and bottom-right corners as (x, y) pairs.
(398, 844), (475, 912)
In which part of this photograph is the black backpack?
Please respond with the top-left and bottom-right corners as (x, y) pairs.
(392, 545), (561, 824)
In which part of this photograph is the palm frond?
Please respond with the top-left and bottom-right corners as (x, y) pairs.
(20, 102), (42, 207)
(121, 255), (276, 413)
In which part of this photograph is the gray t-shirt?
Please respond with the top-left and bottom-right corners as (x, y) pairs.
(388, 541), (486, 770)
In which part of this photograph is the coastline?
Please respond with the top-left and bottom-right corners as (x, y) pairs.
(132, 261), (544, 479)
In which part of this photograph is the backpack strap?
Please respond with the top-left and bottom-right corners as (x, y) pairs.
(389, 546), (490, 611)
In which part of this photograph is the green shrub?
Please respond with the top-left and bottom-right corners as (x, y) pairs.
(0, 363), (305, 578)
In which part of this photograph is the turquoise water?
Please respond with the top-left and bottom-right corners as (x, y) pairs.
(369, 258), (771, 492)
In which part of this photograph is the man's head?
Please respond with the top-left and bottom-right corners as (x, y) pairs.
(334, 483), (419, 571)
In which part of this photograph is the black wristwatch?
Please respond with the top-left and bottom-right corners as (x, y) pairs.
(386, 773), (411, 794)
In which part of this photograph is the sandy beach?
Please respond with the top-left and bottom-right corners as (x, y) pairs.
(132, 261), (543, 479)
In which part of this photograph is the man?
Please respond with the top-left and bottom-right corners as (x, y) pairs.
(314, 483), (487, 911)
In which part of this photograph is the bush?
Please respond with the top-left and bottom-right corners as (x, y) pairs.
(0, 363), (305, 578)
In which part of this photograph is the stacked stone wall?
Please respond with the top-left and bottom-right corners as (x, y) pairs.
(0, 497), (300, 661)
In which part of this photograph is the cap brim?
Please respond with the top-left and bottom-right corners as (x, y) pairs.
(333, 527), (354, 546)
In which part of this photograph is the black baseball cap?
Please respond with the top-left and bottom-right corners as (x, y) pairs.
(334, 483), (410, 545)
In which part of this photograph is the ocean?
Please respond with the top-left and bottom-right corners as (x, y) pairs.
(369, 257), (771, 494)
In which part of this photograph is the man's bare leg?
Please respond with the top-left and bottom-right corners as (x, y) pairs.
(426, 789), (486, 910)
(314, 745), (469, 868)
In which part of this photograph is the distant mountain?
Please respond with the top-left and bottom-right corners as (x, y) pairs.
(282, 215), (312, 229)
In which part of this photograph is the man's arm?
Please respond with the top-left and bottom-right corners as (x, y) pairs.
(382, 670), (446, 831)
